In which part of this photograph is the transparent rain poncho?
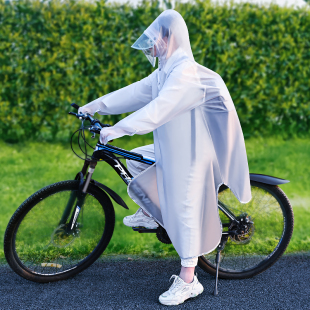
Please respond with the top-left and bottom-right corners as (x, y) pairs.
(80, 10), (252, 259)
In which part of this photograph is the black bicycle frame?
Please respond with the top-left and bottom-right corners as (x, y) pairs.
(61, 140), (241, 233)
(92, 142), (241, 225)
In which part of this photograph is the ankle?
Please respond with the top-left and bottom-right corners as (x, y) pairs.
(142, 209), (150, 217)
(179, 267), (195, 284)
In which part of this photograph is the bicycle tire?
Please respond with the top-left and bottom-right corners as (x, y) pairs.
(4, 180), (115, 283)
(198, 181), (294, 279)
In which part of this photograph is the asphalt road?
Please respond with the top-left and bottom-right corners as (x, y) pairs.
(1, 254), (310, 309)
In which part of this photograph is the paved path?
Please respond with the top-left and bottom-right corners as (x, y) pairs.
(1, 255), (310, 309)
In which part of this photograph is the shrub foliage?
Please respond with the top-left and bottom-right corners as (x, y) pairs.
(0, 0), (309, 141)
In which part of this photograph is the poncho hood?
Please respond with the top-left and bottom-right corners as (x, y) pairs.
(143, 10), (194, 70)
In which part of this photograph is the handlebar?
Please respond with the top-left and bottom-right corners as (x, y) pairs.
(68, 103), (111, 135)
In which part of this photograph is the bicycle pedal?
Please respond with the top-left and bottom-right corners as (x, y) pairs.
(132, 226), (157, 233)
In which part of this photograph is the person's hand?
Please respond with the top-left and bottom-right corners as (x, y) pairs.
(78, 106), (94, 116)
(99, 126), (127, 145)
(100, 127), (115, 145)
(78, 102), (101, 116)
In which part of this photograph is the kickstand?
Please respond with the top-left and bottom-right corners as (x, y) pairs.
(213, 235), (228, 296)
(213, 248), (221, 296)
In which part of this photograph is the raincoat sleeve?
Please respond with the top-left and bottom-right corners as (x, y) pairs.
(106, 63), (206, 139)
(80, 70), (157, 116)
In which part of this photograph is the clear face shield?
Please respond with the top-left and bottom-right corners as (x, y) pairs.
(131, 33), (156, 67)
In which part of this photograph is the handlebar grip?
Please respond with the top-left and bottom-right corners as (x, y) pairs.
(71, 103), (80, 110)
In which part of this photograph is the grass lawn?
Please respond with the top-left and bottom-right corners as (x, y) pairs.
(0, 135), (310, 262)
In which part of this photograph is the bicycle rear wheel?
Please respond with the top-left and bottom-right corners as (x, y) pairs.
(198, 181), (294, 279)
(4, 180), (115, 283)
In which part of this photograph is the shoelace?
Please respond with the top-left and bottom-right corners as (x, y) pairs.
(136, 208), (151, 220)
(168, 274), (198, 294)
(168, 275), (186, 294)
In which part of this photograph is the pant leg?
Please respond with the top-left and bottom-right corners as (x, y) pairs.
(181, 257), (198, 267)
(127, 144), (197, 268)
(126, 144), (155, 177)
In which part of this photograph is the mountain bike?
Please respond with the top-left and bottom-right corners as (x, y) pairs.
(4, 104), (294, 294)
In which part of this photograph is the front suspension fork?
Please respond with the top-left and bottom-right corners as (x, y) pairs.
(59, 160), (97, 231)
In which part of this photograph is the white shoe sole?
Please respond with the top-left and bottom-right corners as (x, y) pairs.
(159, 286), (204, 306)
(123, 218), (158, 229)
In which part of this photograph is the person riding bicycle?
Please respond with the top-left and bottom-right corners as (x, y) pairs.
(79, 9), (252, 305)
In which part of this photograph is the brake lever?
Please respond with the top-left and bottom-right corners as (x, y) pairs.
(68, 112), (88, 120)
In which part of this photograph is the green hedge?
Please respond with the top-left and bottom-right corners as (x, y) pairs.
(0, 0), (309, 142)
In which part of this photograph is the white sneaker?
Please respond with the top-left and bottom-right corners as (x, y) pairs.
(123, 208), (158, 229)
(159, 274), (204, 306)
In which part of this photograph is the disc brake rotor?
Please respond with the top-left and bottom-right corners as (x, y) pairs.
(229, 214), (255, 244)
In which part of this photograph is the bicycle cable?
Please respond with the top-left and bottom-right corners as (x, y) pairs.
(70, 117), (124, 162)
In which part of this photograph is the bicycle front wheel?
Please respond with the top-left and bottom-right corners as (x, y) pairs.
(198, 181), (294, 279)
(4, 180), (115, 283)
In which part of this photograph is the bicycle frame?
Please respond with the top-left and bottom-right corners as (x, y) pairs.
(81, 142), (240, 225)
(94, 143), (241, 223)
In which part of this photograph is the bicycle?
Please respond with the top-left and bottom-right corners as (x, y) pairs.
(4, 103), (294, 295)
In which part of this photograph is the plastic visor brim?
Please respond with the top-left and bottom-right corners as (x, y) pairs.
(131, 33), (155, 50)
